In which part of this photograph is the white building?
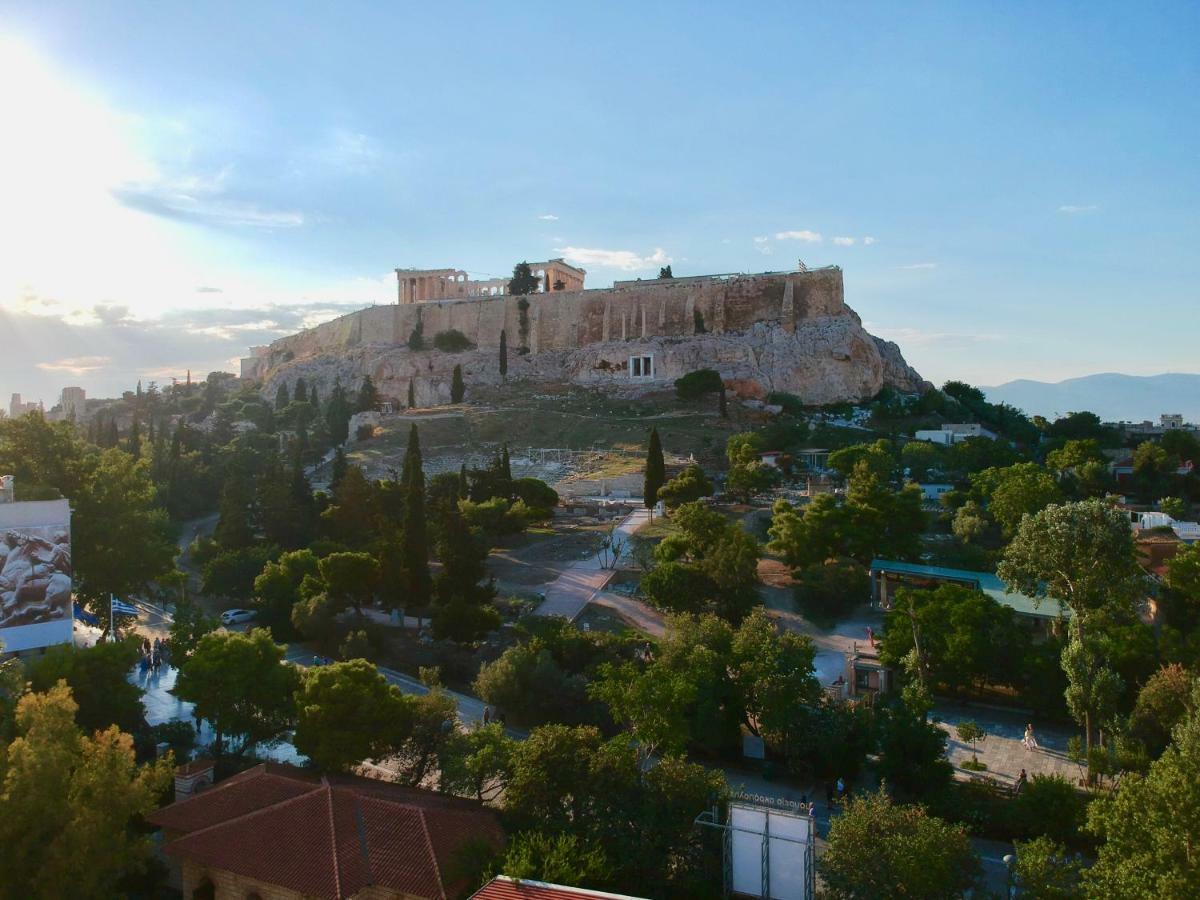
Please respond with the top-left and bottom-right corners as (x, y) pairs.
(913, 423), (998, 445)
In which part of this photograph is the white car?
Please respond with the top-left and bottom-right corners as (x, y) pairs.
(220, 608), (258, 626)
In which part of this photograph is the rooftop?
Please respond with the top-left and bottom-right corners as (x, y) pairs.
(472, 876), (650, 900)
(869, 558), (1070, 620)
(148, 762), (503, 900)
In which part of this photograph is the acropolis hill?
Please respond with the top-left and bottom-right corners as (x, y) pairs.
(241, 263), (928, 407)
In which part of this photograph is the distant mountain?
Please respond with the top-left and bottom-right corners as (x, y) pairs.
(982, 373), (1200, 423)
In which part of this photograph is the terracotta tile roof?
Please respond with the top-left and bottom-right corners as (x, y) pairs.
(149, 763), (504, 900)
(471, 876), (650, 900)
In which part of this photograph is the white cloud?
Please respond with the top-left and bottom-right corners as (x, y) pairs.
(753, 236), (773, 255)
(863, 236), (877, 245)
(36, 355), (112, 375)
(537, 214), (559, 221)
(832, 236), (855, 246)
(554, 246), (671, 272)
(1058, 204), (1099, 214)
(114, 173), (305, 229)
(899, 263), (938, 270)
(774, 230), (823, 243)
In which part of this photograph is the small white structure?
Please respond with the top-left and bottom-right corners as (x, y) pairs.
(628, 354), (654, 379)
(914, 423), (998, 445)
(1135, 511), (1200, 544)
(916, 483), (954, 502)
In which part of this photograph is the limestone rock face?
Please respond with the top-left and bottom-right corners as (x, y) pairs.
(262, 312), (928, 408)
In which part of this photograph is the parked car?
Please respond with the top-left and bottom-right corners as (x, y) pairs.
(220, 608), (258, 625)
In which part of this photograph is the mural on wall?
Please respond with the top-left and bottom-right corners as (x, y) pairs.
(0, 523), (72, 631)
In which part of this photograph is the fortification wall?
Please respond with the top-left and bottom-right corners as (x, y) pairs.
(250, 268), (845, 375)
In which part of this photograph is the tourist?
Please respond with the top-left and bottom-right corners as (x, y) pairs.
(1023, 723), (1040, 751)
(483, 706), (491, 725)
(1014, 769), (1027, 795)
(836, 776), (846, 800)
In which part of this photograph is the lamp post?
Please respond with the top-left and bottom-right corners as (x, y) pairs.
(1002, 852), (1016, 898)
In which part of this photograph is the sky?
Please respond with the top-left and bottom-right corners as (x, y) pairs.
(1, 1), (1197, 406)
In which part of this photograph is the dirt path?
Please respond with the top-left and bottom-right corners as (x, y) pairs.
(534, 508), (650, 620)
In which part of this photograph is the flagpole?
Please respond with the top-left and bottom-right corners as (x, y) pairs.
(110, 593), (114, 642)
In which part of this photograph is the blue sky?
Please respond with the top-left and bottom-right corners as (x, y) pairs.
(1, 1), (1197, 403)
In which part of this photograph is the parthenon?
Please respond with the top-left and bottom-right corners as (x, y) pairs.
(395, 258), (586, 304)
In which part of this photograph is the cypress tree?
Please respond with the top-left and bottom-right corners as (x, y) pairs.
(644, 427), (666, 519)
(407, 381), (416, 409)
(330, 446), (348, 492)
(458, 463), (469, 499)
(326, 380), (351, 445)
(127, 418), (142, 458)
(450, 365), (465, 404)
(294, 377), (308, 404)
(309, 385), (320, 410)
(402, 425), (432, 607)
(357, 375), (379, 413)
(275, 381), (290, 410)
(501, 444), (513, 498)
(719, 385), (728, 419)
(499, 329), (508, 379)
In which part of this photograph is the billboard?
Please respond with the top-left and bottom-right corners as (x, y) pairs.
(0, 498), (73, 653)
(730, 800), (814, 900)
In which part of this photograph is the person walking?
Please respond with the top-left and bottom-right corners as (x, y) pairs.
(1014, 769), (1028, 795)
(1023, 723), (1040, 751)
(483, 706), (491, 725)
(836, 776), (846, 800)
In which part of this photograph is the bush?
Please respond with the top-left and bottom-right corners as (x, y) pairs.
(340, 629), (372, 661)
(513, 477), (559, 510)
(657, 464), (714, 509)
(151, 720), (198, 757)
(767, 392), (807, 417)
(433, 329), (475, 353)
(674, 368), (725, 401)
(407, 321), (425, 350)
(1011, 774), (1086, 845)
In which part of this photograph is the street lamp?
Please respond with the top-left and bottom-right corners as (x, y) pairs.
(1002, 852), (1016, 898)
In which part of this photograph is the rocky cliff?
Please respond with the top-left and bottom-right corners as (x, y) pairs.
(260, 312), (928, 409)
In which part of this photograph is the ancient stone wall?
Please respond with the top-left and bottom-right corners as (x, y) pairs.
(247, 268), (845, 376)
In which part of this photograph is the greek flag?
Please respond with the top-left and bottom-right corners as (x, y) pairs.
(111, 597), (140, 617)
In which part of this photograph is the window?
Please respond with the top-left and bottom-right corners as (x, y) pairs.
(629, 355), (654, 379)
(855, 668), (872, 690)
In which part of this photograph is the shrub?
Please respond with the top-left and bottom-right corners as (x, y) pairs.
(407, 321), (425, 350)
(674, 368), (725, 401)
(513, 477), (559, 511)
(1011, 774), (1086, 845)
(433, 329), (475, 353)
(766, 392), (807, 417)
(657, 464), (714, 508)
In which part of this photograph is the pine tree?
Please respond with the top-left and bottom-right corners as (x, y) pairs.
(294, 378), (308, 404)
(644, 427), (666, 519)
(507, 261), (540, 295)
(499, 329), (508, 379)
(402, 425), (432, 607)
(275, 381), (290, 410)
(407, 381), (416, 409)
(450, 365), (465, 404)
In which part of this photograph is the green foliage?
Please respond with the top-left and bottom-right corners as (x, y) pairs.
(450, 363), (465, 403)
(325, 380), (353, 446)
(998, 499), (1145, 623)
(1160, 495), (1188, 520)
(657, 464), (714, 508)
(1085, 688), (1200, 897)
(317, 551), (380, 614)
(647, 501), (760, 622)
(402, 425), (432, 607)
(439, 723), (516, 802)
(1012, 836), (1085, 899)
(356, 375), (379, 413)
(792, 557), (869, 623)
(644, 427), (666, 511)
(432, 329), (475, 353)
(970, 462), (1063, 535)
(1012, 774), (1086, 845)
(876, 697), (954, 800)
(202, 544), (279, 601)
(407, 319), (425, 350)
(293, 659), (411, 772)
(724, 431), (775, 501)
(828, 439), (897, 480)
(508, 261), (540, 295)
(25, 638), (144, 735)
(500, 831), (612, 889)
(175, 629), (300, 756)
(512, 477), (558, 512)
(820, 788), (981, 900)
(253, 549), (320, 635)
(1129, 663), (1197, 757)
(0, 682), (174, 900)
(881, 585), (1035, 699)
(170, 594), (219, 658)
(674, 368), (724, 401)
(955, 719), (987, 767)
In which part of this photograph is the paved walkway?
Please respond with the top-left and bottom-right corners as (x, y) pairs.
(588, 589), (667, 636)
(932, 702), (1078, 786)
(534, 507), (650, 620)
